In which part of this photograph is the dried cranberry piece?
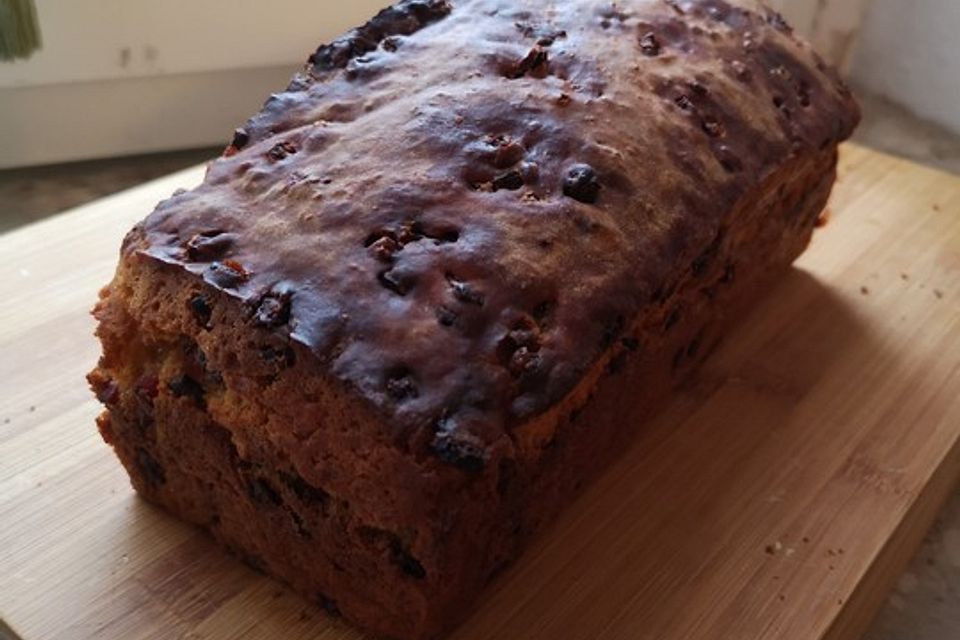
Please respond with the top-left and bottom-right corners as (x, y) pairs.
(378, 269), (414, 296)
(435, 306), (458, 327)
(607, 351), (629, 374)
(714, 144), (743, 173)
(136, 448), (166, 487)
(447, 274), (484, 306)
(639, 32), (661, 56)
(505, 45), (549, 79)
(391, 541), (426, 579)
(186, 231), (235, 261)
(562, 164), (600, 204)
(675, 94), (695, 111)
(386, 369), (418, 402)
(497, 317), (543, 378)
(254, 290), (292, 328)
(381, 36), (400, 52)
(267, 141), (297, 161)
(135, 374), (159, 400)
(231, 128), (250, 150)
(92, 376), (119, 405)
(369, 235), (400, 261)
(317, 594), (340, 615)
(601, 315), (625, 347)
(260, 344), (296, 368)
(167, 374), (204, 406)
(508, 347), (542, 377)
(248, 477), (282, 506)
(485, 135), (526, 169)
(701, 115), (724, 137)
(282, 472), (329, 505)
(188, 294), (213, 328)
(492, 170), (524, 191)
(396, 221), (423, 245)
(431, 432), (485, 473)
(536, 30), (566, 46)
(721, 263), (736, 283)
(687, 334), (703, 358)
(515, 21), (567, 46)
(664, 306), (682, 330)
(730, 60), (752, 82)
(207, 260), (249, 289)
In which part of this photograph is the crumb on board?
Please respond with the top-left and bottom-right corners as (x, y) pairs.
(934, 289), (944, 299)
(28, 405), (36, 412)
(900, 273), (909, 281)
(778, 594), (786, 601)
(933, 203), (941, 212)
(765, 541), (783, 555)
(860, 286), (870, 295)
(802, 536), (811, 544)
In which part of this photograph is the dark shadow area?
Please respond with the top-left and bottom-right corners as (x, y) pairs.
(451, 268), (894, 639)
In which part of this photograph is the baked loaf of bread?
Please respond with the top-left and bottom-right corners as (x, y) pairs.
(89, 0), (859, 637)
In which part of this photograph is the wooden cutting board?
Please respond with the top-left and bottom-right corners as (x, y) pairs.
(2, 144), (959, 640)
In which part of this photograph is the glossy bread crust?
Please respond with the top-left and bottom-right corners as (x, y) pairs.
(90, 1), (859, 638)
(133, 0), (857, 454)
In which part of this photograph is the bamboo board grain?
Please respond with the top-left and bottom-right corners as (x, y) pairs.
(1, 144), (960, 640)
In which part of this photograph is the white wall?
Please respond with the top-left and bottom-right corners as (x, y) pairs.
(850, 0), (960, 135)
(769, 0), (872, 73)
(1, 66), (296, 168)
(0, 0), (389, 168)
(0, 0), (352, 87)
(771, 0), (960, 136)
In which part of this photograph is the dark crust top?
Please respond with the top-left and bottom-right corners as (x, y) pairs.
(132, 0), (859, 460)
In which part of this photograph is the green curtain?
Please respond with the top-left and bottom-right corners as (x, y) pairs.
(0, 0), (42, 61)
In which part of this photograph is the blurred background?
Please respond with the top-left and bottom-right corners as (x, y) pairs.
(0, 0), (958, 231)
(0, 2), (957, 639)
